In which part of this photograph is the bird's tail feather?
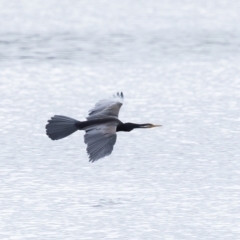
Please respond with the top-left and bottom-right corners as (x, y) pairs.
(46, 115), (79, 140)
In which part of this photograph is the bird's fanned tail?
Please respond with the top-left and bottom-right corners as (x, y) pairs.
(46, 115), (79, 140)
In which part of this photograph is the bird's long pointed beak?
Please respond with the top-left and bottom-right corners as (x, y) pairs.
(151, 124), (162, 128)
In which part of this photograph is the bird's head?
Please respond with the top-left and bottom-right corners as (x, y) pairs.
(138, 123), (162, 128)
(117, 122), (161, 132)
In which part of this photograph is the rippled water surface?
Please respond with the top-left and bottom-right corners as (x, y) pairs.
(1, 1), (240, 239)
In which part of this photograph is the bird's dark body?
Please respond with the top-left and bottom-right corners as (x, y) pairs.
(75, 118), (122, 130)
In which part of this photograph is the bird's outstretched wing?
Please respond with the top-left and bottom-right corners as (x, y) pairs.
(87, 92), (124, 120)
(84, 123), (117, 162)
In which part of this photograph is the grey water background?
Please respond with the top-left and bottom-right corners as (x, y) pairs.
(0, 0), (240, 239)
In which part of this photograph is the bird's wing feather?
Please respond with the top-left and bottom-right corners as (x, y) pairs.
(84, 123), (117, 162)
(87, 92), (124, 120)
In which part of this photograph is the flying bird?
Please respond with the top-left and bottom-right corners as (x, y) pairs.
(46, 92), (161, 162)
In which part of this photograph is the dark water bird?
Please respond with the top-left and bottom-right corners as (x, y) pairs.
(46, 92), (161, 162)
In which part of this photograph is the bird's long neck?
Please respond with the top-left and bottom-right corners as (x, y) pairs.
(116, 123), (140, 132)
